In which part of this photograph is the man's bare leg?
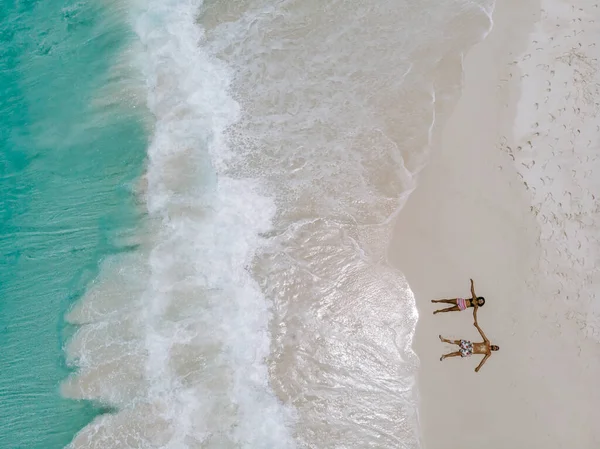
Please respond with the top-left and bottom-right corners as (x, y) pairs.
(439, 335), (461, 345)
(440, 351), (461, 361)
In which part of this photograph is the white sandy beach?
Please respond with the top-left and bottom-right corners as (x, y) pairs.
(389, 0), (600, 447)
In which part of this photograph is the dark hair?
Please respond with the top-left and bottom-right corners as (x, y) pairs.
(477, 297), (486, 306)
(491, 345), (499, 351)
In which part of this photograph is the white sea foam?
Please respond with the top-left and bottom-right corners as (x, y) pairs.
(64, 1), (296, 447)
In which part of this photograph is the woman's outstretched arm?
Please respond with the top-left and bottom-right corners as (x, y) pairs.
(470, 278), (477, 300)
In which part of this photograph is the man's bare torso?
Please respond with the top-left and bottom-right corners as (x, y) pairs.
(472, 341), (491, 355)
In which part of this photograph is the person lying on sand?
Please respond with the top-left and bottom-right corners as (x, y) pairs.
(439, 308), (499, 373)
(431, 278), (485, 314)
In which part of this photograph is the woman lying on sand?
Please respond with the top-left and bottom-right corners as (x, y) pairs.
(439, 308), (499, 373)
(431, 278), (485, 314)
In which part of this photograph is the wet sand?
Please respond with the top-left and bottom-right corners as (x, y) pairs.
(389, 0), (600, 447)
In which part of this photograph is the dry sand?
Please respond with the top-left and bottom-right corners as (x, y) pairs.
(389, 0), (600, 447)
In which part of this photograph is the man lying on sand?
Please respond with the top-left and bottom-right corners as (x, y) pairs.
(431, 278), (485, 314)
(439, 308), (499, 372)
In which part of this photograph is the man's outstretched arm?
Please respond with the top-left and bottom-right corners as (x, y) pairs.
(475, 354), (490, 373)
(473, 309), (489, 342)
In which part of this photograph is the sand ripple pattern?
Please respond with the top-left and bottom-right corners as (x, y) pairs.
(507, 0), (600, 340)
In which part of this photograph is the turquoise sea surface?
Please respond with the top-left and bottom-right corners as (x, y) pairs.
(0, 1), (145, 447)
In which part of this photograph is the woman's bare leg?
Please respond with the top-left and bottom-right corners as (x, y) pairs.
(440, 351), (462, 361)
(433, 305), (461, 314)
(431, 299), (457, 304)
(439, 335), (461, 345)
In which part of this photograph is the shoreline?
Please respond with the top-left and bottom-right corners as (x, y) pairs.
(389, 0), (600, 447)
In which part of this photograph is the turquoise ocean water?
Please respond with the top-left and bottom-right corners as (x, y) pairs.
(0, 1), (145, 447)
